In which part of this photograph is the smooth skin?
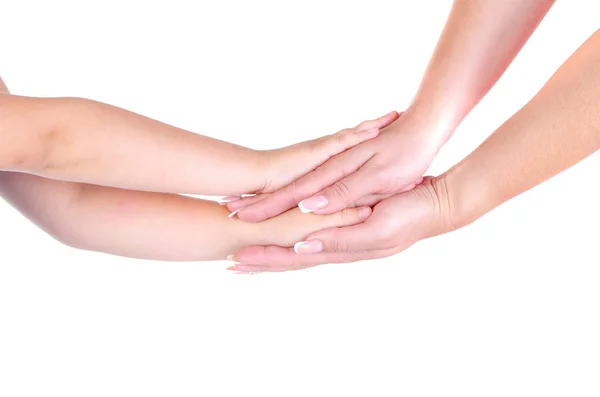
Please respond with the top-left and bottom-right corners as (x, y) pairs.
(230, 0), (557, 220)
(228, 26), (600, 272)
(0, 77), (396, 261)
(0, 84), (398, 196)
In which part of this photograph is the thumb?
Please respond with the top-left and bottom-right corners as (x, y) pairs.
(293, 220), (377, 254)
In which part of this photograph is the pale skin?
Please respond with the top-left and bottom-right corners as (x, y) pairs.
(230, 0), (557, 221)
(229, 11), (600, 271)
(0, 77), (398, 261)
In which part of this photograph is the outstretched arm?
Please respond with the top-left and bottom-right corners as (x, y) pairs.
(230, 27), (600, 271)
(231, 0), (556, 221)
(410, 0), (557, 143)
(0, 89), (396, 196)
(445, 27), (600, 229)
(0, 172), (370, 261)
(0, 77), (372, 262)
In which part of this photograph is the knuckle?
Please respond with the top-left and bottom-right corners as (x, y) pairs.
(333, 130), (352, 147)
(339, 208), (357, 223)
(287, 180), (303, 205)
(328, 239), (350, 253)
(356, 120), (372, 130)
(330, 181), (352, 201)
(256, 205), (272, 221)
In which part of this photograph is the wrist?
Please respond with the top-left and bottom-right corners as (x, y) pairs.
(402, 102), (458, 150)
(439, 159), (497, 231)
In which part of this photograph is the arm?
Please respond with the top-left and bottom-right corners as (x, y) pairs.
(230, 0), (556, 222)
(0, 93), (397, 196)
(0, 172), (370, 261)
(445, 27), (600, 230)
(229, 27), (600, 272)
(0, 77), (375, 262)
(410, 0), (557, 143)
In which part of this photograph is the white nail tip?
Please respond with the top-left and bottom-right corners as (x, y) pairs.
(228, 210), (240, 219)
(218, 196), (242, 205)
(298, 202), (313, 213)
(294, 241), (307, 254)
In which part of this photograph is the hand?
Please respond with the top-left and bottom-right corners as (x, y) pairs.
(227, 176), (457, 272)
(227, 109), (448, 221)
(218, 111), (400, 207)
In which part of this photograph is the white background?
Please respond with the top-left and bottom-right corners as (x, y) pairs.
(1, 1), (599, 396)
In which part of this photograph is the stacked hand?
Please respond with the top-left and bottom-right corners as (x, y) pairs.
(226, 111), (456, 272)
(229, 177), (455, 272)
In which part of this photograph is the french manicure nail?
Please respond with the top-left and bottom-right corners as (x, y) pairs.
(298, 195), (328, 213)
(294, 240), (324, 254)
(228, 210), (240, 219)
(226, 254), (238, 262)
(218, 196), (241, 205)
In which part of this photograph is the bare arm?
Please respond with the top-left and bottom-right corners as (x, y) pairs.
(232, 0), (556, 222)
(228, 27), (600, 272)
(0, 172), (370, 261)
(412, 0), (556, 143)
(0, 78), (375, 261)
(447, 28), (600, 228)
(0, 94), (396, 196)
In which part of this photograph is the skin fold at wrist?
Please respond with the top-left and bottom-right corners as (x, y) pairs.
(439, 159), (497, 232)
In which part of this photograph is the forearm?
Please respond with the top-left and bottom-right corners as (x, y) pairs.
(409, 0), (555, 145)
(446, 29), (600, 229)
(0, 95), (264, 195)
(0, 172), (360, 261)
(0, 172), (260, 260)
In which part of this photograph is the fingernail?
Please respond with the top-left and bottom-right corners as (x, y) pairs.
(294, 240), (323, 254)
(298, 195), (328, 213)
(358, 207), (372, 219)
(228, 210), (240, 219)
(226, 255), (238, 262)
(218, 196), (241, 205)
(226, 265), (237, 271)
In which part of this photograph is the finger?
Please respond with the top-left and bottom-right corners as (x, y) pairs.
(302, 220), (383, 253)
(230, 247), (395, 273)
(226, 193), (269, 212)
(352, 193), (394, 207)
(355, 110), (400, 131)
(237, 148), (374, 222)
(301, 174), (423, 214)
(229, 245), (376, 272)
(299, 166), (378, 215)
(318, 110), (400, 161)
